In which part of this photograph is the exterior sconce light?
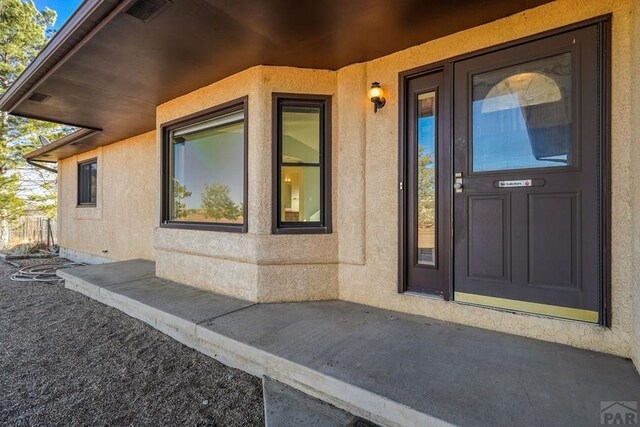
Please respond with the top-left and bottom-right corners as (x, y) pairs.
(369, 82), (386, 113)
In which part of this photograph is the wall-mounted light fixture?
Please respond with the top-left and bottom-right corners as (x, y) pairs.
(369, 82), (386, 113)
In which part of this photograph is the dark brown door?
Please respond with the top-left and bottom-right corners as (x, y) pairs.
(402, 69), (450, 297)
(452, 24), (603, 322)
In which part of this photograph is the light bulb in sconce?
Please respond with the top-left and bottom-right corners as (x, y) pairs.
(369, 82), (386, 113)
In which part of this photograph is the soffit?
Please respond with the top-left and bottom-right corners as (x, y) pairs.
(4, 0), (553, 161)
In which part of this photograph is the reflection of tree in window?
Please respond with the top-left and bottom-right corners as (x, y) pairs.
(201, 183), (243, 221)
(172, 178), (192, 220)
(417, 91), (437, 265)
(169, 111), (245, 224)
(417, 148), (435, 228)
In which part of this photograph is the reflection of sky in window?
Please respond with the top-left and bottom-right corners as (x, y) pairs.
(173, 124), (244, 209)
(472, 94), (567, 172)
(418, 116), (435, 167)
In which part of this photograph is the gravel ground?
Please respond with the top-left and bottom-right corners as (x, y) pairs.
(0, 259), (264, 426)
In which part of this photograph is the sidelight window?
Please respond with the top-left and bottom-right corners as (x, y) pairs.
(416, 91), (437, 265)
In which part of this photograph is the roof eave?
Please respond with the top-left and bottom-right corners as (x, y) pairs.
(25, 128), (102, 162)
(0, 0), (126, 113)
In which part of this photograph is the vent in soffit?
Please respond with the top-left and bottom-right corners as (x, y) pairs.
(125, 0), (171, 23)
(28, 92), (50, 103)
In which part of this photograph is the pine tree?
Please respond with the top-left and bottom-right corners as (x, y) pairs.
(0, 0), (61, 221)
(172, 179), (192, 219)
(201, 183), (242, 221)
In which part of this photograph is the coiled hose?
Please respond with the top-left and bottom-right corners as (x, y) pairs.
(9, 262), (85, 284)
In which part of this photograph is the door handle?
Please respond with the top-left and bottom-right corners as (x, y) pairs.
(454, 172), (463, 193)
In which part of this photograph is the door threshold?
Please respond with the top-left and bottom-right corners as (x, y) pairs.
(403, 291), (444, 301)
(454, 292), (598, 323)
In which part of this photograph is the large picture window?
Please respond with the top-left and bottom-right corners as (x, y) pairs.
(273, 94), (331, 234)
(162, 98), (247, 232)
(77, 159), (97, 206)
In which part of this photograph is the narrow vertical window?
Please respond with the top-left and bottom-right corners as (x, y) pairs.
(416, 91), (437, 266)
(77, 159), (97, 206)
(161, 98), (247, 232)
(273, 94), (331, 234)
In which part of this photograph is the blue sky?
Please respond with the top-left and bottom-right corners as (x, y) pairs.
(32, 0), (84, 30)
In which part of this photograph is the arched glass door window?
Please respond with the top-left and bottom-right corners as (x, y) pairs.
(471, 52), (573, 172)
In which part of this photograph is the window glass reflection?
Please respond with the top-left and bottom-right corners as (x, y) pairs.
(78, 161), (97, 205)
(472, 53), (572, 172)
(170, 113), (244, 224)
(282, 107), (320, 164)
(417, 91), (436, 266)
(89, 162), (97, 203)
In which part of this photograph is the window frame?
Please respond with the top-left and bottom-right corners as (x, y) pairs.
(160, 96), (248, 233)
(77, 158), (97, 207)
(272, 93), (332, 235)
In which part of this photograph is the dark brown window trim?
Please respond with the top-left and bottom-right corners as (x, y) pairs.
(397, 15), (611, 326)
(272, 93), (332, 235)
(160, 96), (249, 233)
(77, 157), (97, 207)
(600, 17), (612, 327)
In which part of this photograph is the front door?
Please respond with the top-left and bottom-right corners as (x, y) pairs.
(400, 20), (607, 323)
(452, 24), (603, 322)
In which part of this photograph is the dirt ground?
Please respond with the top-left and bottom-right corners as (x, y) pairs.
(0, 258), (264, 426)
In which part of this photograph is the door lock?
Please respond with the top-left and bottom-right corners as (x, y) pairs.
(454, 172), (463, 193)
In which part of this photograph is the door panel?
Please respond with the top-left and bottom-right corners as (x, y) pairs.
(467, 194), (510, 282)
(453, 24), (602, 322)
(527, 192), (578, 288)
(402, 70), (450, 297)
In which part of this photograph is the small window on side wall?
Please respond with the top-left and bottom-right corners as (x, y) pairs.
(161, 98), (247, 232)
(273, 94), (331, 234)
(77, 159), (97, 206)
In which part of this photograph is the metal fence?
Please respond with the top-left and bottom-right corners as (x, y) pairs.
(0, 217), (57, 250)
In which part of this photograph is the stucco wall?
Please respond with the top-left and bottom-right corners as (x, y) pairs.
(335, 0), (636, 358)
(631, 0), (640, 371)
(154, 67), (339, 302)
(55, 0), (638, 359)
(57, 131), (157, 261)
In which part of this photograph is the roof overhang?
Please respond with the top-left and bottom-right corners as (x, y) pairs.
(4, 0), (553, 162)
(25, 128), (102, 164)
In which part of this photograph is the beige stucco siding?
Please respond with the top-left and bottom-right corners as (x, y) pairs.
(631, 0), (640, 371)
(335, 0), (635, 357)
(154, 67), (339, 302)
(150, 0), (633, 356)
(57, 131), (157, 261)
(55, 0), (639, 363)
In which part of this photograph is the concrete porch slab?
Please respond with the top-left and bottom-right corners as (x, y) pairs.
(58, 260), (254, 348)
(105, 277), (252, 324)
(201, 301), (640, 426)
(58, 259), (156, 288)
(59, 260), (640, 427)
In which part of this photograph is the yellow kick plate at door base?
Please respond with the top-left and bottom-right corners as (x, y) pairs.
(454, 292), (599, 323)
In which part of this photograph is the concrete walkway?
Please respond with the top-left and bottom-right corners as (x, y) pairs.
(59, 260), (640, 427)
